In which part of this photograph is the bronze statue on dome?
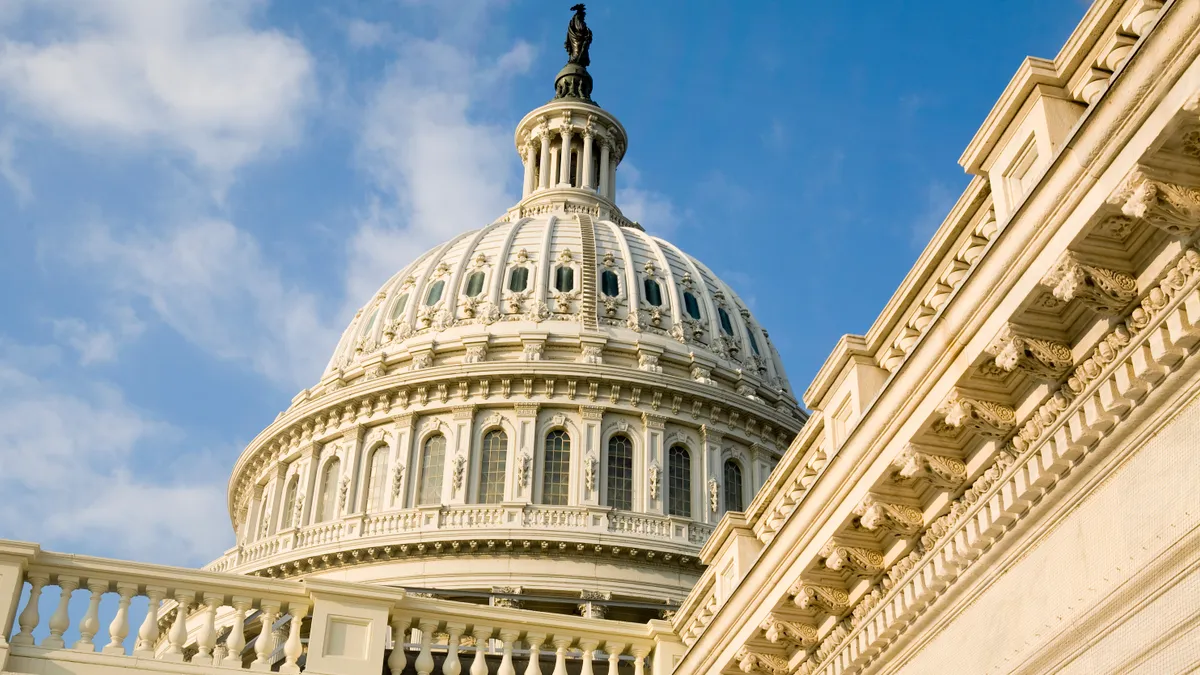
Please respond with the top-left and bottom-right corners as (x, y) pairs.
(565, 4), (592, 67)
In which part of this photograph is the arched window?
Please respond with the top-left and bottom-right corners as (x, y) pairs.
(643, 278), (663, 306)
(509, 267), (529, 293)
(389, 294), (409, 321)
(668, 446), (692, 518)
(718, 307), (734, 335)
(479, 430), (508, 504)
(542, 430), (571, 505)
(606, 434), (633, 510)
(425, 280), (445, 306)
(366, 448), (390, 511)
(723, 459), (744, 512)
(747, 330), (761, 356)
(360, 309), (378, 336)
(464, 271), (486, 297)
(555, 266), (575, 293)
(280, 477), (298, 529)
(418, 435), (446, 506)
(683, 291), (701, 320)
(601, 269), (620, 297)
(316, 459), (340, 523)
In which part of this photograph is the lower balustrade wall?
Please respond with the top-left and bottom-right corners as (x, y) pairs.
(0, 542), (681, 675)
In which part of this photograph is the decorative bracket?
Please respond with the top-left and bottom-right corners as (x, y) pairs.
(936, 389), (1016, 439)
(1041, 252), (1137, 316)
(985, 324), (1074, 381)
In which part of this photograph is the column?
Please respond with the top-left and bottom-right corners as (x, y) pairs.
(702, 426), (723, 524)
(579, 406), (603, 506)
(608, 152), (618, 200)
(581, 130), (594, 190)
(538, 132), (552, 190)
(300, 444), (321, 527)
(514, 404), (539, 503)
(643, 414), (666, 515)
(522, 142), (536, 197)
(598, 139), (611, 198)
(549, 146), (560, 187)
(558, 126), (573, 187)
(391, 414), (415, 509)
(345, 427), (366, 516)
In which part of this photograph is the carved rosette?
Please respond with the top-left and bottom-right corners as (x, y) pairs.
(936, 390), (1016, 439)
(853, 495), (924, 536)
(1108, 169), (1200, 235)
(819, 542), (885, 577)
(789, 582), (850, 614)
(890, 445), (967, 490)
(736, 649), (789, 675)
(760, 615), (818, 649)
(985, 324), (1074, 381)
(1041, 252), (1137, 316)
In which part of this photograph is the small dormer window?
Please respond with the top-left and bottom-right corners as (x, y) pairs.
(390, 294), (409, 320)
(464, 271), (485, 297)
(425, 280), (445, 306)
(683, 292), (701, 320)
(747, 330), (761, 356)
(601, 269), (620, 297)
(509, 267), (529, 293)
(555, 266), (575, 293)
(718, 307), (734, 335)
(643, 278), (663, 306)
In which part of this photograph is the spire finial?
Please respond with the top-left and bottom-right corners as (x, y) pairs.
(555, 5), (594, 101)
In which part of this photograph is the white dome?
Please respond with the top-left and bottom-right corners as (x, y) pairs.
(326, 213), (796, 403)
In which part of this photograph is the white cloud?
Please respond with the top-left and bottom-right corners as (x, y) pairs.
(74, 219), (337, 389)
(0, 0), (314, 181)
(344, 18), (391, 49)
(51, 305), (145, 365)
(347, 35), (534, 303)
(911, 180), (957, 248)
(0, 126), (32, 204)
(617, 163), (681, 236)
(0, 340), (229, 565)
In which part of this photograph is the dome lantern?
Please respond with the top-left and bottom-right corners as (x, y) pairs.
(512, 5), (631, 225)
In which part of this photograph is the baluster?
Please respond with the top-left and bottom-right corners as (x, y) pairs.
(281, 602), (308, 674)
(43, 575), (79, 649)
(579, 640), (598, 675)
(74, 580), (109, 651)
(133, 586), (166, 657)
(497, 629), (519, 675)
(443, 623), (464, 675)
(251, 600), (280, 671)
(388, 617), (409, 675)
(415, 619), (437, 675)
(632, 648), (648, 675)
(191, 593), (221, 664)
(12, 571), (49, 646)
(470, 626), (491, 675)
(524, 633), (545, 675)
(223, 596), (252, 667)
(104, 582), (138, 654)
(551, 638), (570, 675)
(605, 644), (624, 675)
(163, 590), (195, 661)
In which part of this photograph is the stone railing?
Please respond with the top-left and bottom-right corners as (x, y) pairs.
(207, 505), (712, 575)
(0, 539), (683, 675)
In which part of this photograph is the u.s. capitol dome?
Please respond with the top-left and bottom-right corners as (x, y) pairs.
(215, 14), (806, 620)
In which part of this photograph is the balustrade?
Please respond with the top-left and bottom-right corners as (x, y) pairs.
(1, 540), (682, 675)
(208, 505), (710, 575)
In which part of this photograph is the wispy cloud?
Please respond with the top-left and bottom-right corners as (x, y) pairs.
(346, 10), (534, 306)
(51, 305), (144, 366)
(0, 338), (229, 564)
(617, 163), (682, 236)
(0, 0), (314, 184)
(70, 219), (337, 389)
(0, 126), (32, 204)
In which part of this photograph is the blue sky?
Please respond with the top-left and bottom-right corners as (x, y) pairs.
(0, 0), (1086, 566)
